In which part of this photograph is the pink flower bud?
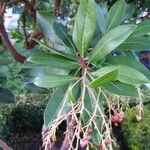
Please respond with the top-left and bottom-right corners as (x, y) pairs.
(84, 135), (91, 141)
(114, 122), (118, 126)
(118, 111), (125, 119)
(80, 139), (88, 147)
(88, 128), (93, 133)
(100, 144), (104, 150)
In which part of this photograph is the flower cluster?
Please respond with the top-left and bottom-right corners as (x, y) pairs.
(111, 110), (125, 126)
(80, 128), (93, 148)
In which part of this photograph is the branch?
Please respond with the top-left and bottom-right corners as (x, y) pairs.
(0, 2), (26, 63)
(0, 139), (12, 150)
(25, 0), (36, 21)
(54, 0), (61, 16)
(60, 115), (76, 150)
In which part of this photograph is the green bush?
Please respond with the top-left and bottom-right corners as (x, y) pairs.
(0, 94), (48, 145)
(121, 105), (150, 150)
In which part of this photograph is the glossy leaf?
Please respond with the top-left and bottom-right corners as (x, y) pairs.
(0, 88), (15, 103)
(53, 22), (76, 55)
(96, 2), (108, 34)
(33, 75), (77, 88)
(37, 11), (57, 43)
(118, 65), (150, 85)
(103, 81), (138, 97)
(83, 88), (103, 145)
(124, 3), (135, 20)
(131, 20), (150, 38)
(44, 86), (71, 127)
(37, 11), (74, 55)
(67, 82), (80, 103)
(89, 25), (136, 63)
(90, 66), (119, 88)
(27, 52), (80, 70)
(119, 37), (150, 51)
(73, 0), (96, 56)
(106, 54), (150, 80)
(106, 0), (127, 31)
(23, 82), (48, 94)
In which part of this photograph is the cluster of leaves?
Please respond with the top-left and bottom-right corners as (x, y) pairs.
(121, 105), (150, 150)
(25, 0), (150, 149)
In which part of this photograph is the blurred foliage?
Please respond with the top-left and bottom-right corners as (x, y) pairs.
(0, 94), (48, 145)
(121, 104), (150, 150)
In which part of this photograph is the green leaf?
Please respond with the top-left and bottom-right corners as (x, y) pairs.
(0, 66), (9, 84)
(103, 81), (138, 97)
(46, 66), (70, 76)
(33, 75), (77, 88)
(90, 66), (119, 88)
(131, 20), (150, 38)
(124, 3), (135, 20)
(73, 0), (96, 56)
(119, 37), (150, 51)
(89, 25), (136, 63)
(67, 82), (80, 103)
(96, 2), (108, 34)
(37, 11), (74, 55)
(44, 86), (71, 127)
(118, 65), (150, 85)
(0, 88), (15, 103)
(83, 88), (103, 145)
(106, 0), (127, 31)
(31, 39), (76, 60)
(37, 11), (57, 43)
(53, 22), (76, 55)
(27, 52), (80, 70)
(106, 54), (150, 80)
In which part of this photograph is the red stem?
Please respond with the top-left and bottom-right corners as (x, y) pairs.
(0, 3), (26, 63)
(0, 139), (12, 150)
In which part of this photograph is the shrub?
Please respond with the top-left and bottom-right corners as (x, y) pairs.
(121, 105), (150, 150)
(0, 94), (48, 145)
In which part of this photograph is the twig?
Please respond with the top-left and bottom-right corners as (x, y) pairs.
(0, 139), (12, 150)
(0, 2), (26, 63)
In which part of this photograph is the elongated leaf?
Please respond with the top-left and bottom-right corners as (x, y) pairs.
(24, 82), (48, 94)
(89, 25), (136, 63)
(103, 81), (138, 97)
(92, 65), (119, 77)
(37, 11), (74, 55)
(73, 0), (96, 56)
(83, 88), (103, 145)
(33, 75), (77, 88)
(0, 88), (15, 103)
(131, 20), (150, 38)
(124, 3), (135, 20)
(31, 39), (76, 60)
(53, 22), (76, 55)
(27, 52), (80, 70)
(106, 0), (127, 31)
(96, 2), (108, 34)
(67, 82), (80, 103)
(90, 66), (119, 88)
(119, 37), (150, 51)
(106, 54), (150, 80)
(44, 86), (71, 127)
(37, 11), (57, 43)
(118, 65), (150, 85)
